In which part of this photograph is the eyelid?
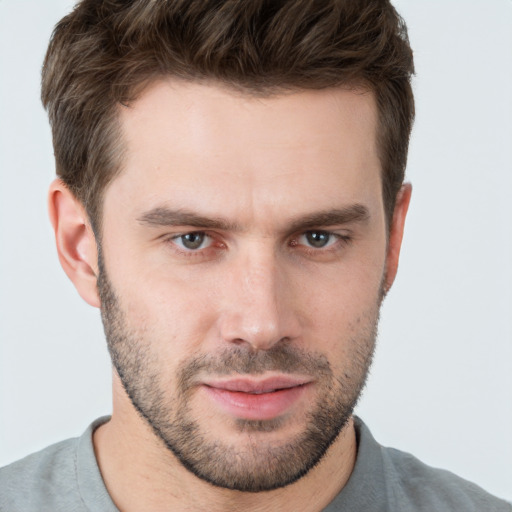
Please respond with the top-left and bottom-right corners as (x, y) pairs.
(163, 230), (229, 260)
(289, 229), (353, 254)
(299, 231), (338, 248)
(162, 228), (351, 259)
(293, 228), (351, 241)
(171, 232), (212, 251)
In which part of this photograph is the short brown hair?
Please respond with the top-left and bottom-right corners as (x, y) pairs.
(42, 0), (414, 232)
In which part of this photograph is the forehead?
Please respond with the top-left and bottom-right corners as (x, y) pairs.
(106, 80), (382, 227)
(119, 80), (378, 161)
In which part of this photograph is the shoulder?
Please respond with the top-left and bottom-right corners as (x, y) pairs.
(342, 418), (512, 512)
(381, 445), (511, 511)
(0, 417), (113, 512)
(0, 436), (83, 511)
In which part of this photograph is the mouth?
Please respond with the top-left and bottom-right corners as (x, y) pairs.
(200, 376), (312, 421)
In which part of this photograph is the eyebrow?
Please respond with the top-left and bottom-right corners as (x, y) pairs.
(137, 204), (370, 233)
(137, 208), (241, 231)
(286, 205), (370, 233)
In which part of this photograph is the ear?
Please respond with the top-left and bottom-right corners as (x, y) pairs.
(48, 179), (100, 308)
(383, 183), (412, 293)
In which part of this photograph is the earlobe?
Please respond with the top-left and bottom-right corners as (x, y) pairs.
(383, 183), (412, 293)
(48, 179), (100, 308)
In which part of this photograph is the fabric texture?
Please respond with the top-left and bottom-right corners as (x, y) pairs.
(1, 416), (510, 511)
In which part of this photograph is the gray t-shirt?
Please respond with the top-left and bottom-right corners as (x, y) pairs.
(1, 416), (510, 511)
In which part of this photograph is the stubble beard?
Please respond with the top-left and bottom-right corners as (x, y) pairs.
(97, 259), (380, 492)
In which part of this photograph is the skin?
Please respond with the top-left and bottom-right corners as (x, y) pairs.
(49, 80), (411, 511)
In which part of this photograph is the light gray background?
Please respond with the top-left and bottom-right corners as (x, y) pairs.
(1, 0), (511, 502)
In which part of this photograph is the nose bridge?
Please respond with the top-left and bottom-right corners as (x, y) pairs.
(220, 241), (298, 350)
(243, 248), (279, 314)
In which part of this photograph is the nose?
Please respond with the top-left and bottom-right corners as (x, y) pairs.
(218, 247), (301, 351)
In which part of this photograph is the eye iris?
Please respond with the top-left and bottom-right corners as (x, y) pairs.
(306, 231), (330, 248)
(181, 233), (205, 250)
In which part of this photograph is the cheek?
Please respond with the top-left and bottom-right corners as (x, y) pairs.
(298, 262), (383, 349)
(300, 257), (384, 318)
(116, 273), (220, 358)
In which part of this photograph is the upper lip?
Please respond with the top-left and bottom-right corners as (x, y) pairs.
(202, 375), (312, 394)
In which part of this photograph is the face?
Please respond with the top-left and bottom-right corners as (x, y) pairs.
(98, 81), (389, 492)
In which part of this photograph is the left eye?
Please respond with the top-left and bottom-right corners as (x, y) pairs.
(299, 231), (337, 249)
(172, 232), (212, 251)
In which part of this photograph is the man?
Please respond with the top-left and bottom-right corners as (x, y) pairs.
(0, 0), (510, 510)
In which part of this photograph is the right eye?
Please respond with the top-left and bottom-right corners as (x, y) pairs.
(171, 232), (212, 251)
(300, 230), (336, 249)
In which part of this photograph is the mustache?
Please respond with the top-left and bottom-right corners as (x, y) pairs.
(177, 344), (332, 388)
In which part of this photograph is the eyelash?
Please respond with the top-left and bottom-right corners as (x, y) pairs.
(291, 231), (351, 252)
(165, 232), (221, 259)
(165, 230), (352, 259)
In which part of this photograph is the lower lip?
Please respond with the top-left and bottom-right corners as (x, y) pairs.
(202, 384), (308, 421)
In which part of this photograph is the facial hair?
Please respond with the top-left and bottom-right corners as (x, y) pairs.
(98, 256), (380, 493)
